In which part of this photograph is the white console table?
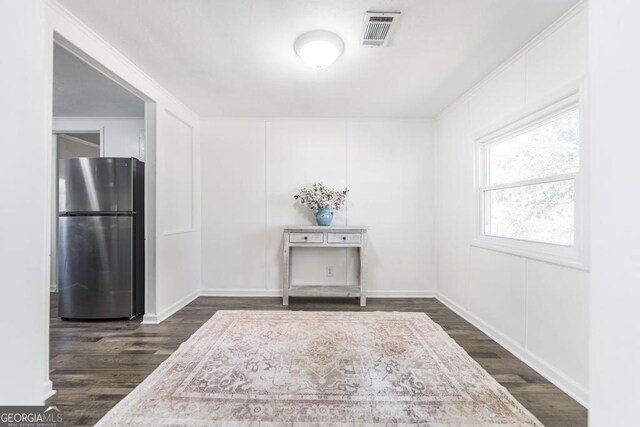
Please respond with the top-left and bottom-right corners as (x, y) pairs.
(283, 225), (368, 306)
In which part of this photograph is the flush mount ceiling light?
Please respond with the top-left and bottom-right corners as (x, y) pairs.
(294, 30), (344, 69)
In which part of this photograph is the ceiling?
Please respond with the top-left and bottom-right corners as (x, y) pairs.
(53, 43), (145, 117)
(58, 0), (579, 118)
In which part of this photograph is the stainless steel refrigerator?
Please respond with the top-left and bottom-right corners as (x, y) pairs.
(58, 157), (145, 319)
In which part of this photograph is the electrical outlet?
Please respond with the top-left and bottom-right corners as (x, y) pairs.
(326, 266), (334, 278)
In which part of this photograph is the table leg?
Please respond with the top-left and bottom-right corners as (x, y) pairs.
(359, 237), (367, 307)
(283, 239), (290, 306)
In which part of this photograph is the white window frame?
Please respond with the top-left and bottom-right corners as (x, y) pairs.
(472, 89), (589, 270)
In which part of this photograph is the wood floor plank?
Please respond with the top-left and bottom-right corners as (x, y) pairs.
(47, 294), (587, 426)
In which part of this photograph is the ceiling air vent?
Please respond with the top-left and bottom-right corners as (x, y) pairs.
(361, 11), (401, 47)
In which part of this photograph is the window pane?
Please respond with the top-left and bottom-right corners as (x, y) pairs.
(488, 111), (579, 185)
(486, 179), (575, 245)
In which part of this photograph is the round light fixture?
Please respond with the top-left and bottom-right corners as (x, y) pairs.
(294, 30), (344, 69)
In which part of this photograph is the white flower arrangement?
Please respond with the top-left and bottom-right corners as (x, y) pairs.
(294, 182), (349, 211)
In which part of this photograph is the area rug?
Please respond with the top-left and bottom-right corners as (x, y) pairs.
(97, 311), (542, 426)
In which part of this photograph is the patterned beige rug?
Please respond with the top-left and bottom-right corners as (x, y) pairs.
(97, 311), (542, 426)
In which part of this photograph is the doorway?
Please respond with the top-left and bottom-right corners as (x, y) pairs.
(48, 35), (157, 398)
(50, 37), (149, 298)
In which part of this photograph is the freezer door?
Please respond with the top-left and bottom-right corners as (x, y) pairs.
(59, 158), (133, 213)
(58, 215), (133, 319)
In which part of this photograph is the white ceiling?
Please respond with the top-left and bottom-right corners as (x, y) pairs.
(53, 43), (145, 117)
(58, 0), (579, 118)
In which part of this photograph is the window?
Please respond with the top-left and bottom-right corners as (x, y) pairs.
(475, 94), (586, 268)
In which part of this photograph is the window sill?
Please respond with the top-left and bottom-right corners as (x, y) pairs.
(471, 236), (589, 271)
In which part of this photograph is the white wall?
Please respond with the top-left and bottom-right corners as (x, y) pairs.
(0, 0), (52, 405)
(433, 6), (589, 406)
(48, 0), (202, 326)
(0, 1), (201, 404)
(589, 0), (640, 425)
(155, 110), (200, 315)
(53, 117), (145, 159)
(201, 118), (434, 296)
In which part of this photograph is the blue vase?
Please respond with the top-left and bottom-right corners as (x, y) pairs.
(315, 207), (333, 226)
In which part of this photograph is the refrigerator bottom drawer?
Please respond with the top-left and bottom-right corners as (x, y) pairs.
(58, 215), (136, 319)
(59, 287), (133, 319)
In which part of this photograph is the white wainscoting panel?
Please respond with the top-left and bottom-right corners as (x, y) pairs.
(201, 119), (267, 292)
(200, 118), (435, 296)
(160, 110), (194, 235)
(266, 119), (349, 291)
(433, 5), (589, 405)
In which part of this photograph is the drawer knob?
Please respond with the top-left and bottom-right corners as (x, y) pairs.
(342, 236), (347, 240)
(304, 236), (308, 240)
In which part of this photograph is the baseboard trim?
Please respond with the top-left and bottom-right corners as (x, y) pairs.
(198, 288), (437, 298)
(142, 289), (200, 325)
(367, 290), (436, 298)
(435, 292), (589, 408)
(199, 288), (281, 297)
(43, 380), (55, 402)
(141, 313), (159, 324)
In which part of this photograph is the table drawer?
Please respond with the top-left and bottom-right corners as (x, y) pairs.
(289, 232), (324, 243)
(327, 232), (362, 244)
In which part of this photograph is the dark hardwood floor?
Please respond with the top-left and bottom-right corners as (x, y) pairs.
(47, 294), (587, 426)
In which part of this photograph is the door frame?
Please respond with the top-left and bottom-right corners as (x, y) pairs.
(50, 36), (157, 315)
(46, 34), (159, 398)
